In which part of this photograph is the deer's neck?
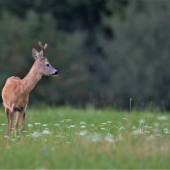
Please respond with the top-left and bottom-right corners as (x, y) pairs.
(21, 62), (42, 94)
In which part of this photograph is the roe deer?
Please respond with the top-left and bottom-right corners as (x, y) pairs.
(1, 42), (58, 136)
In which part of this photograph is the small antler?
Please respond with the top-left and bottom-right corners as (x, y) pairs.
(44, 43), (48, 50)
(38, 41), (47, 56)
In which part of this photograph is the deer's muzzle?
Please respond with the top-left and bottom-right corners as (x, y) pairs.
(53, 70), (58, 76)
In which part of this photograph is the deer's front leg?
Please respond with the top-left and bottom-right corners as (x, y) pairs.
(13, 111), (20, 137)
(20, 111), (26, 133)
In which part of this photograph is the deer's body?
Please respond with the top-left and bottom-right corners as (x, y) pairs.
(2, 42), (58, 136)
(2, 76), (28, 111)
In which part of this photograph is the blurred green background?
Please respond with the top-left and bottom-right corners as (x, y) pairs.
(0, 0), (170, 109)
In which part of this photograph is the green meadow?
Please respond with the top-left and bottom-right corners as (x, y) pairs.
(0, 106), (170, 169)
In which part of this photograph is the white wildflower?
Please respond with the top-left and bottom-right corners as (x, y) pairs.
(27, 124), (33, 127)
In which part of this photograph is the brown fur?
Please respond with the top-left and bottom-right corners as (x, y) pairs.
(1, 42), (58, 136)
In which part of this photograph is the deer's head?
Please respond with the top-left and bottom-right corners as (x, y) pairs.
(32, 42), (58, 76)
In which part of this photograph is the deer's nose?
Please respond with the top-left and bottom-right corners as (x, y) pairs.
(53, 70), (58, 76)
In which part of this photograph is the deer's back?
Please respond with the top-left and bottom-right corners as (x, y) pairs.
(2, 76), (29, 111)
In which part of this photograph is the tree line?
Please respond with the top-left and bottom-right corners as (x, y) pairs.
(0, 0), (170, 109)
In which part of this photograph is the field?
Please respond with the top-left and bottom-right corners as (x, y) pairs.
(0, 106), (170, 169)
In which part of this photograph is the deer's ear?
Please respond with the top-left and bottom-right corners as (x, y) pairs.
(32, 48), (39, 60)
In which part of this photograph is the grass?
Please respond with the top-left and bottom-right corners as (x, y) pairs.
(0, 106), (170, 169)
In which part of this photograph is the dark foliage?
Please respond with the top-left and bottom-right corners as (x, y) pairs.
(0, 0), (170, 109)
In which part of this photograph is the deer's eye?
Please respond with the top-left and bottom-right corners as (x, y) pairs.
(46, 64), (50, 67)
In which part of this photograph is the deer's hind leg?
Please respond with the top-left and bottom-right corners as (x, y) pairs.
(5, 107), (14, 135)
(14, 111), (20, 137)
(5, 107), (10, 134)
(9, 111), (14, 134)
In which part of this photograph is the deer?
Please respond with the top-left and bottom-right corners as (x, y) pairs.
(1, 42), (58, 137)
